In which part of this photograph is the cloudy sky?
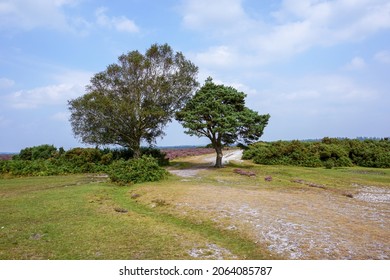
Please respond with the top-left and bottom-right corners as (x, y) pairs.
(1, 0), (389, 152)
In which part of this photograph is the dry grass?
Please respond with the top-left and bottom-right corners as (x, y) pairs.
(1, 151), (389, 260)
(134, 153), (390, 260)
(0, 173), (269, 260)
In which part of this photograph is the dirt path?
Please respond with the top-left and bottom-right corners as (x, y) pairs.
(163, 152), (390, 259)
(172, 185), (390, 259)
(168, 149), (243, 178)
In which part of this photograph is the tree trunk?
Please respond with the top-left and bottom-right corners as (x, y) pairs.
(133, 147), (141, 159)
(131, 141), (141, 159)
(215, 146), (223, 168)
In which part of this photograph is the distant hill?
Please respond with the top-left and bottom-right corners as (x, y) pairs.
(0, 153), (15, 160)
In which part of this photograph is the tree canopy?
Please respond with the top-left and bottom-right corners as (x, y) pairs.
(68, 43), (198, 157)
(176, 77), (270, 167)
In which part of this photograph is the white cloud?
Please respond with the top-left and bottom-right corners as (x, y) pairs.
(51, 69), (92, 85)
(6, 69), (91, 109)
(0, 0), (88, 33)
(180, 0), (247, 30)
(0, 1), (141, 35)
(374, 50), (390, 64)
(95, 7), (139, 33)
(287, 75), (376, 102)
(51, 111), (70, 122)
(180, 0), (390, 66)
(0, 116), (10, 127)
(0, 77), (15, 88)
(345, 56), (366, 70)
(8, 83), (82, 109)
(194, 46), (238, 68)
(260, 0), (390, 57)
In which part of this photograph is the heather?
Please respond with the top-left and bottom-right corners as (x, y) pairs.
(243, 137), (390, 168)
(0, 145), (168, 184)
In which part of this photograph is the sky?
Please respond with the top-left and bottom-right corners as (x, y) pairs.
(0, 0), (390, 152)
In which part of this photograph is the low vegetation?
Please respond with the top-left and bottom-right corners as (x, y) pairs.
(0, 145), (168, 185)
(1, 153), (389, 260)
(107, 155), (169, 184)
(1, 141), (389, 259)
(162, 147), (215, 160)
(243, 137), (390, 168)
(0, 174), (270, 259)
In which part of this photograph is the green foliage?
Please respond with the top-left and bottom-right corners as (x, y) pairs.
(1, 145), (169, 178)
(15, 144), (57, 160)
(68, 43), (198, 157)
(243, 138), (389, 168)
(107, 155), (168, 184)
(176, 77), (270, 167)
(64, 148), (102, 165)
(141, 147), (169, 166)
(107, 147), (168, 165)
(100, 153), (113, 165)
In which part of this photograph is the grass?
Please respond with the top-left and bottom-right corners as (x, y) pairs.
(0, 174), (270, 259)
(1, 156), (389, 259)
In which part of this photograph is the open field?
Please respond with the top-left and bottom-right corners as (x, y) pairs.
(1, 150), (389, 259)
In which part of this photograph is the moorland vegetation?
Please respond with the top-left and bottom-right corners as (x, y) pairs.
(243, 137), (390, 168)
(0, 144), (168, 185)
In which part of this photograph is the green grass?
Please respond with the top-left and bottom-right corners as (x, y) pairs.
(1, 161), (389, 260)
(0, 174), (270, 259)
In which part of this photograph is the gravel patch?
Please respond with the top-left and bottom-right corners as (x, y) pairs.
(173, 186), (390, 259)
(353, 184), (390, 203)
(188, 243), (238, 259)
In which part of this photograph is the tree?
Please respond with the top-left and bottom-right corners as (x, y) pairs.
(175, 78), (270, 167)
(68, 43), (198, 158)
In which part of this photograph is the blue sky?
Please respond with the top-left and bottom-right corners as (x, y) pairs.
(1, 0), (390, 152)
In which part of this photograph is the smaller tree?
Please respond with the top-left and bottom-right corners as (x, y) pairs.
(176, 78), (270, 167)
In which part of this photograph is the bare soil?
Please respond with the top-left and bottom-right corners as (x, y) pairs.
(168, 149), (244, 178)
(160, 151), (390, 259)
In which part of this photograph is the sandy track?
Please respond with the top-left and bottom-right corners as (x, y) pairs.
(171, 184), (390, 259)
(162, 151), (390, 259)
(168, 149), (243, 178)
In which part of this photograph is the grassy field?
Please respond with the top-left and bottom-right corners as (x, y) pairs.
(1, 153), (389, 259)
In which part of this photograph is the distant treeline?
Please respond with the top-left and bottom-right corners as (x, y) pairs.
(0, 145), (168, 184)
(243, 137), (390, 168)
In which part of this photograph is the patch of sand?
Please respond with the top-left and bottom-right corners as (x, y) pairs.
(168, 150), (243, 178)
(172, 185), (390, 259)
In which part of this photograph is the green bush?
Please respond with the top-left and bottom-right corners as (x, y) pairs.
(100, 153), (113, 165)
(1, 145), (170, 178)
(108, 147), (168, 165)
(140, 147), (169, 166)
(245, 138), (389, 168)
(14, 144), (57, 160)
(107, 155), (168, 185)
(64, 148), (102, 164)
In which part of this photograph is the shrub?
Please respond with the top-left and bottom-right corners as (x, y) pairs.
(63, 148), (103, 172)
(140, 147), (169, 166)
(106, 147), (169, 165)
(324, 160), (334, 169)
(15, 144), (57, 160)
(64, 148), (102, 163)
(100, 153), (113, 165)
(107, 155), (168, 185)
(245, 137), (388, 168)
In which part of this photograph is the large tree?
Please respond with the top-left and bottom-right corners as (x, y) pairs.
(176, 78), (270, 167)
(68, 43), (198, 157)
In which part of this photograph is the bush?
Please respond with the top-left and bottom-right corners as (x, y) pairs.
(1, 145), (170, 178)
(62, 148), (105, 172)
(107, 155), (168, 185)
(15, 144), (57, 160)
(108, 147), (169, 165)
(140, 147), (169, 166)
(244, 137), (389, 168)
